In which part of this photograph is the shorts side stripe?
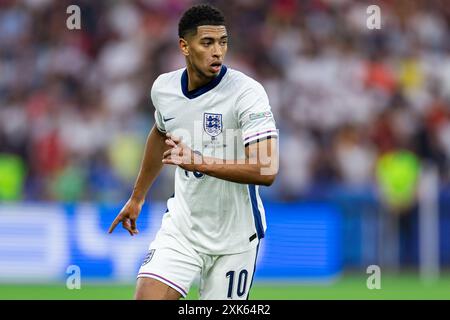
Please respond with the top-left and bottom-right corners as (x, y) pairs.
(137, 272), (187, 297)
(246, 243), (260, 300)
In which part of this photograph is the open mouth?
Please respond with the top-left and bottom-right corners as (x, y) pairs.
(210, 62), (222, 73)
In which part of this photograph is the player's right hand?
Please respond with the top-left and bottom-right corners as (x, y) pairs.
(108, 198), (143, 236)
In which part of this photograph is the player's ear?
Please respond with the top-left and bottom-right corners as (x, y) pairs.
(179, 38), (189, 57)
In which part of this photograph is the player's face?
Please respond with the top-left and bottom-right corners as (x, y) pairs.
(182, 25), (228, 78)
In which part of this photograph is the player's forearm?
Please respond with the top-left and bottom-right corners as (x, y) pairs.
(196, 158), (277, 186)
(130, 126), (167, 203)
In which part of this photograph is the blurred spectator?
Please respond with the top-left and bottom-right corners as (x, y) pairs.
(376, 150), (420, 213)
(0, 153), (26, 201)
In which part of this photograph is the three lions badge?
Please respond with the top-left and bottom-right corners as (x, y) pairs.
(203, 113), (222, 137)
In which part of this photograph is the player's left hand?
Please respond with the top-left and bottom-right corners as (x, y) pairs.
(162, 133), (202, 171)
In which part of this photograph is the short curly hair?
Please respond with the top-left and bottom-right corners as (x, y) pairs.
(178, 4), (226, 38)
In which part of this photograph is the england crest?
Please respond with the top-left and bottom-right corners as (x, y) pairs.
(203, 113), (222, 137)
(141, 249), (155, 266)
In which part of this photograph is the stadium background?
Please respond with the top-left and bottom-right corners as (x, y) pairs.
(1, 0), (450, 299)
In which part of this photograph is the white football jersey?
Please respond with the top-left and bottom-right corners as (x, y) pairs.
(151, 65), (278, 255)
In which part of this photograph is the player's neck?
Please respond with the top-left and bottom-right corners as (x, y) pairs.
(186, 64), (216, 92)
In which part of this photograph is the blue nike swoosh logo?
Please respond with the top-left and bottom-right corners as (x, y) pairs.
(163, 117), (175, 122)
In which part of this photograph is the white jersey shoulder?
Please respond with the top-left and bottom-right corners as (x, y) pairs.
(222, 68), (276, 146)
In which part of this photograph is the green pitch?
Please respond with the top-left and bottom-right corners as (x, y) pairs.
(1, 273), (449, 300)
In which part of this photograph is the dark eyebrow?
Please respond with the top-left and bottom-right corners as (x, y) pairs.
(200, 35), (228, 41)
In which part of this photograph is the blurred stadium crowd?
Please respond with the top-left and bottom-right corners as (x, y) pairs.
(1, 0), (450, 204)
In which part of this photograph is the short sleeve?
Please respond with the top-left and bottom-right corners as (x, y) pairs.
(150, 77), (166, 133)
(236, 83), (278, 147)
(154, 109), (166, 133)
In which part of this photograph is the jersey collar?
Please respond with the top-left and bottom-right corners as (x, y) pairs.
(181, 65), (227, 99)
